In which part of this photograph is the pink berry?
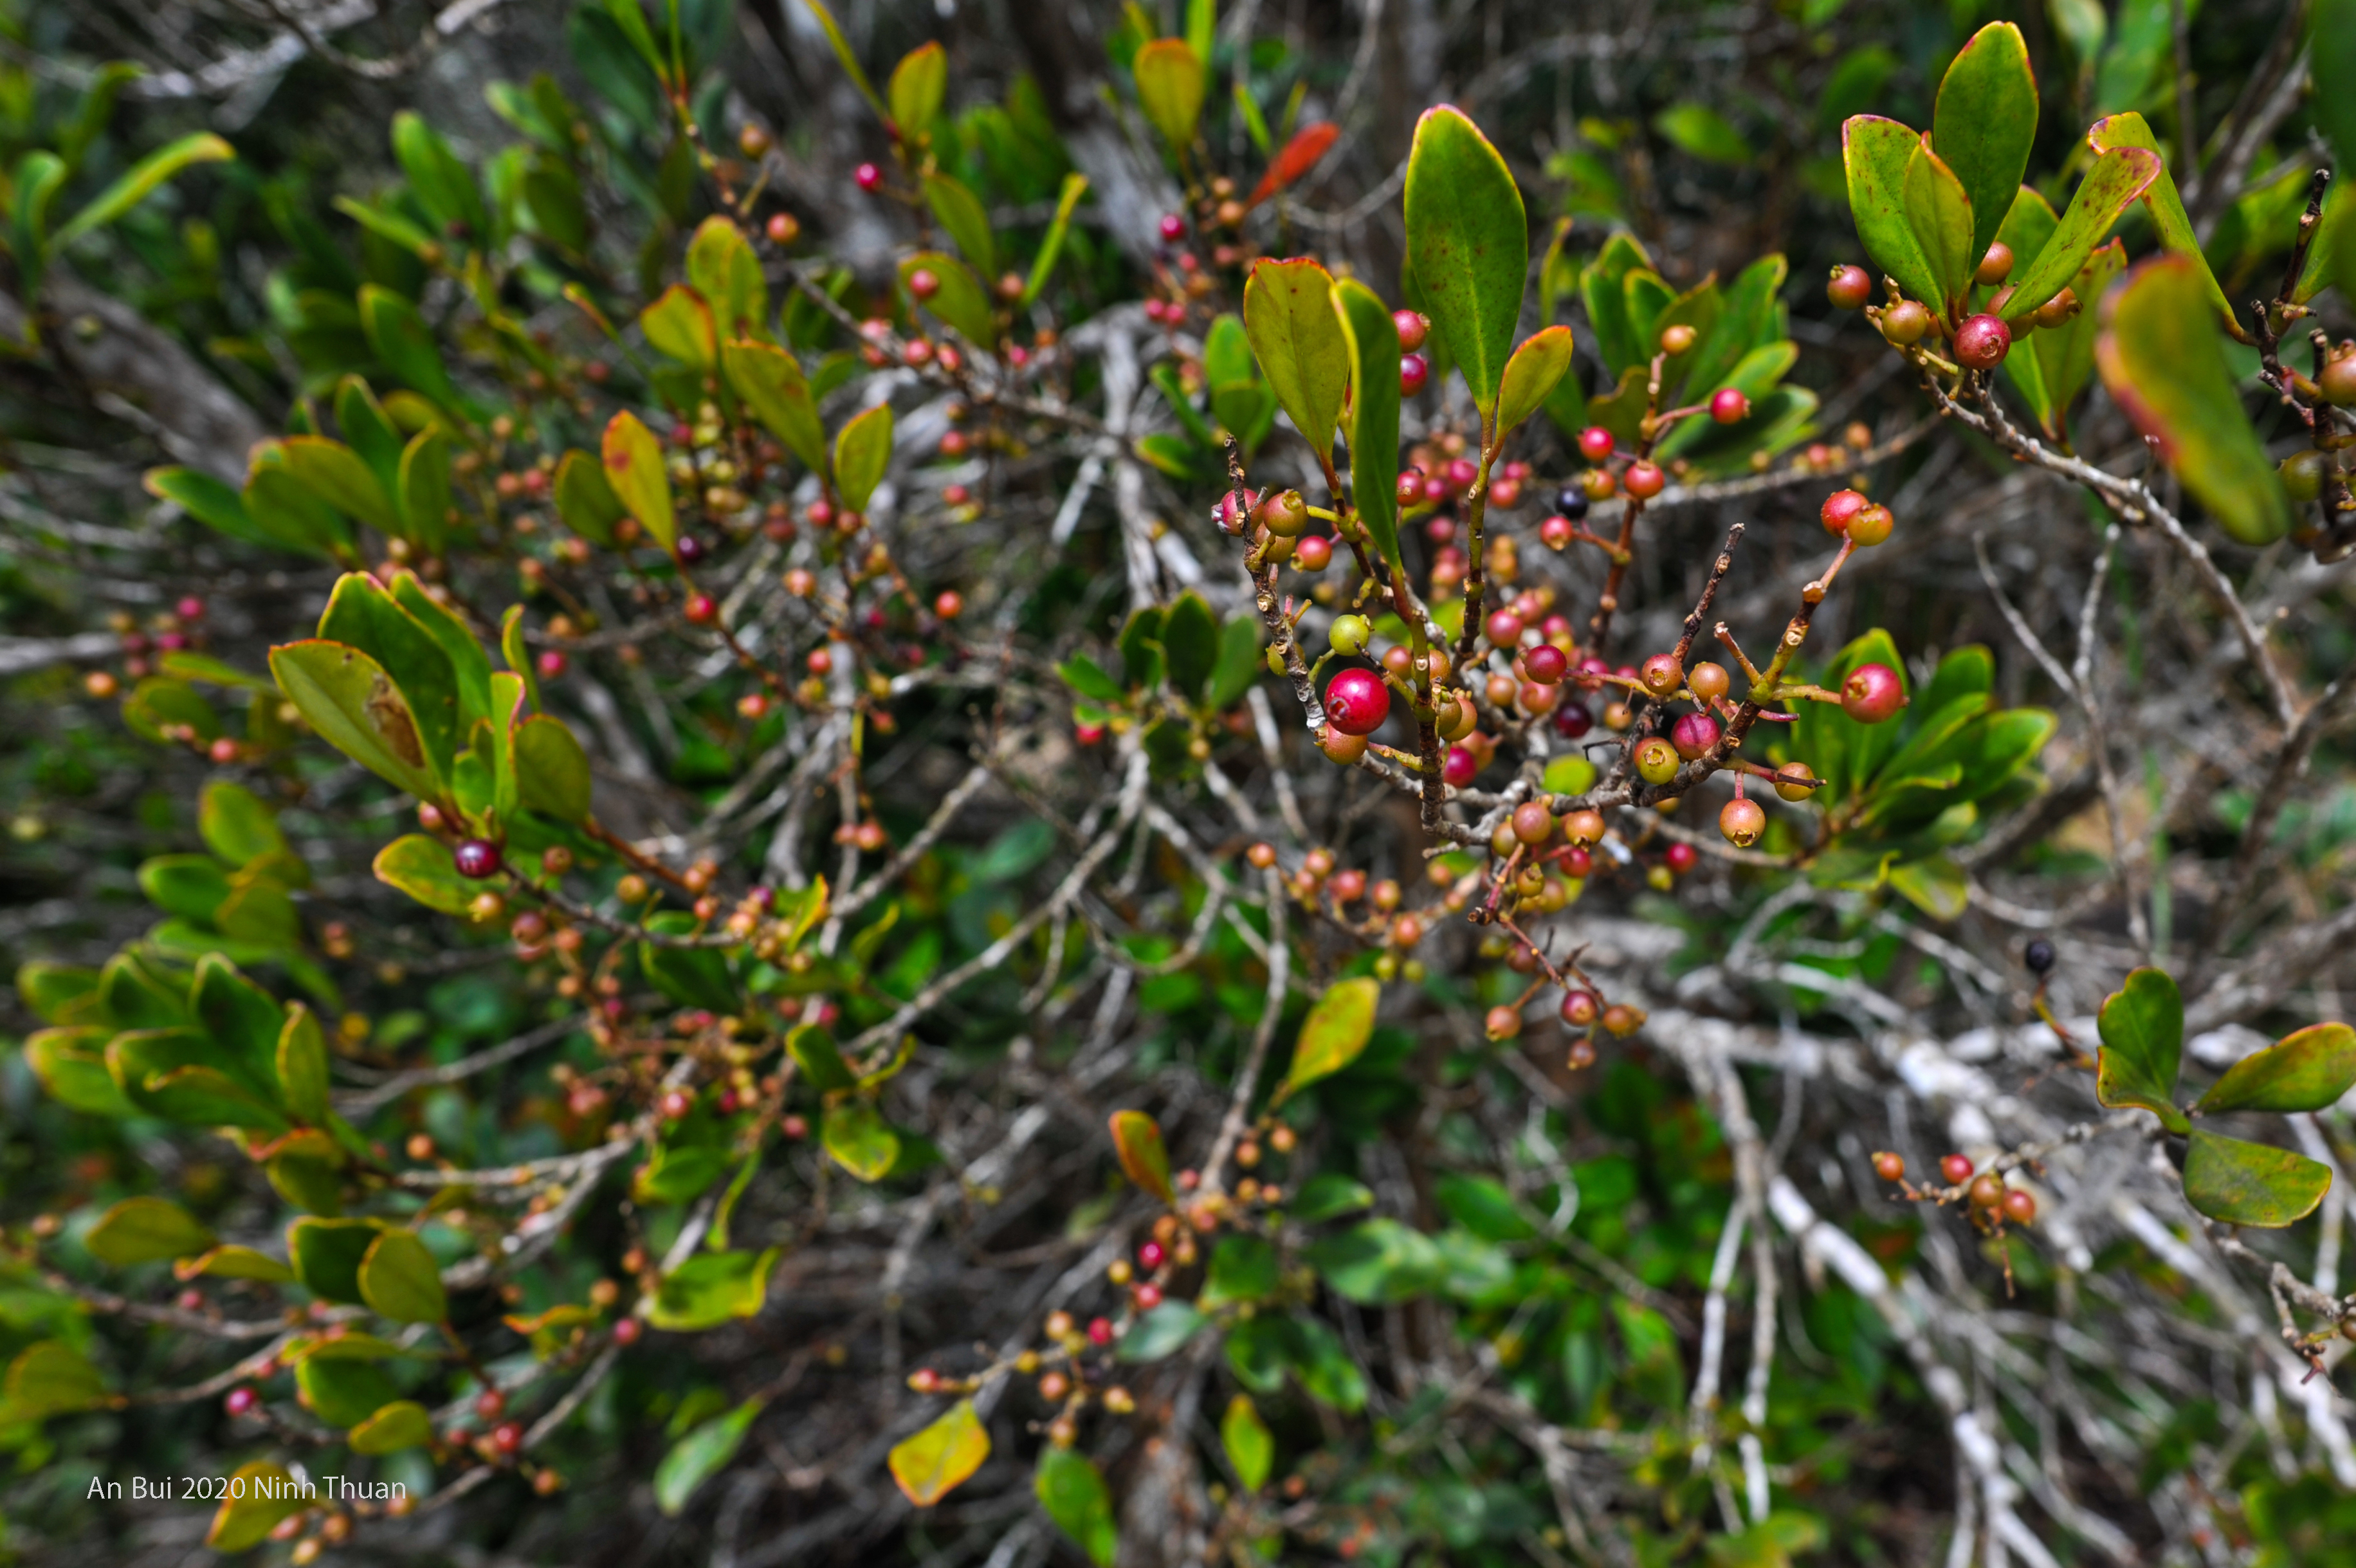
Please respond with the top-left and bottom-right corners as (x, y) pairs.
(536, 650), (567, 679)
(1665, 841), (1698, 873)
(1446, 458), (1479, 491)
(1086, 1317), (1113, 1345)
(1954, 313), (2011, 370)
(1820, 489), (1868, 535)
(1443, 745), (1479, 787)
(176, 596), (206, 620)
(1670, 711), (1721, 760)
(908, 268), (940, 300)
(1524, 645), (1567, 684)
(1138, 1241), (1166, 1271)
(1400, 353), (1430, 396)
(225, 1386), (258, 1417)
(453, 839), (502, 879)
(1710, 387), (1750, 424)
(1393, 310), (1429, 351)
(855, 162), (883, 192)
(1485, 609), (1524, 647)
(1577, 426), (1614, 462)
(1159, 214), (1186, 242)
(1841, 662), (1906, 724)
(1540, 514), (1575, 549)
(1324, 668), (1392, 736)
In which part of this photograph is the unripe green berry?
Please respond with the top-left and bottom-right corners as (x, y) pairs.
(2281, 451), (2329, 504)
(1881, 300), (1932, 347)
(1329, 614), (1372, 656)
(1634, 736), (1680, 785)
(1256, 489), (1310, 537)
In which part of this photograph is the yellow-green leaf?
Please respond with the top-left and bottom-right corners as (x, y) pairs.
(899, 251), (998, 348)
(2088, 113), (2235, 326)
(1242, 257), (1348, 462)
(722, 340), (828, 476)
(648, 1247), (778, 1330)
(206, 1462), (307, 1551)
(516, 712), (592, 824)
(1220, 1393), (1273, 1491)
(1403, 105), (1527, 422)
(268, 639), (437, 801)
(1, 1341), (108, 1423)
(54, 132), (232, 247)
(1283, 976), (1380, 1095)
(834, 402), (894, 514)
(823, 1099), (899, 1181)
(86, 1196), (215, 1266)
(889, 1399), (991, 1506)
(1036, 1446), (1118, 1565)
(2196, 1023), (2356, 1115)
(277, 1002), (329, 1124)
(176, 1245), (295, 1283)
(922, 172), (996, 280)
(639, 284), (718, 368)
(349, 1399), (433, 1454)
(280, 437), (399, 535)
(601, 410), (676, 551)
(396, 426), (452, 553)
(1109, 1109), (1175, 1203)
(1842, 116), (1942, 314)
(2183, 1129), (2333, 1228)
(1024, 174), (1090, 306)
(1493, 325), (1575, 445)
(373, 834), (474, 915)
(2095, 256), (2290, 545)
(552, 448), (628, 547)
(1902, 139), (1975, 315)
(2096, 965), (2187, 1133)
(656, 1397), (765, 1515)
(1133, 39), (1206, 157)
(358, 1226), (446, 1324)
(1998, 148), (2159, 325)
(888, 42), (947, 140)
(686, 217), (768, 338)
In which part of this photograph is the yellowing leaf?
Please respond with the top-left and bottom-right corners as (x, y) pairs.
(1109, 1109), (1175, 1203)
(86, 1195), (215, 1266)
(639, 284), (717, 367)
(1282, 976), (1380, 1096)
(834, 403), (894, 514)
(1133, 40), (1206, 157)
(889, 1399), (990, 1506)
(206, 1462), (307, 1551)
(1493, 326), (1576, 444)
(601, 410), (676, 551)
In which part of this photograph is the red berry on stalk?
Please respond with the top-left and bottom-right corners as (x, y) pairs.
(1395, 470), (1425, 507)
(1880, 299), (1933, 346)
(933, 590), (963, 619)
(766, 212), (800, 245)
(1820, 488), (1868, 535)
(1719, 798), (1766, 848)
(1623, 460), (1665, 500)
(684, 593), (717, 624)
(1670, 711), (1721, 760)
(225, 1386), (258, 1417)
(1393, 309), (1430, 351)
(2001, 1188), (2036, 1225)
(1560, 990), (1599, 1027)
(537, 650), (568, 679)
(1553, 702), (1592, 739)
(1872, 1151), (1905, 1183)
(1827, 265), (1873, 309)
(1485, 608), (1524, 647)
(1954, 313), (2011, 370)
(1524, 645), (1567, 684)
(1086, 1317), (1113, 1346)
(854, 163), (883, 192)
(908, 268), (940, 300)
(1159, 213), (1185, 242)
(453, 839), (502, 879)
(2319, 353), (2356, 407)
(1446, 458), (1479, 491)
(612, 1317), (642, 1345)
(1664, 841), (1697, 873)
(1400, 353), (1430, 395)
(1138, 1240), (1166, 1271)
(1847, 504), (1894, 547)
(475, 1390), (507, 1421)
(1639, 653), (1683, 695)
(1969, 1175), (2005, 1210)
(1443, 745), (1478, 787)
(1710, 387), (1750, 424)
(1841, 662), (1905, 724)
(1540, 513), (1575, 550)
(1134, 1282), (1164, 1309)
(1577, 426), (1615, 462)
(1294, 535), (1333, 571)
(1323, 668), (1391, 736)
(1939, 1153), (1975, 1185)
(492, 1421), (524, 1456)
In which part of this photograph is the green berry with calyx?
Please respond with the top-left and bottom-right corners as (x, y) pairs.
(1635, 736), (1680, 785)
(1881, 300), (1933, 347)
(1330, 614), (1372, 655)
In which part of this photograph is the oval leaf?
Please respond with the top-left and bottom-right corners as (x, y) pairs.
(349, 1399), (433, 1454)
(1403, 106), (1527, 421)
(1931, 21), (2038, 267)
(649, 1248), (778, 1331)
(899, 251), (997, 348)
(516, 713), (592, 824)
(889, 1399), (990, 1507)
(2096, 965), (2187, 1133)
(374, 834), (475, 915)
(269, 639), (437, 801)
(1842, 116), (1942, 315)
(888, 42), (947, 140)
(1903, 139), (1975, 315)
(656, 1397), (765, 1515)
(834, 403), (895, 514)
(601, 410), (676, 552)
(553, 448), (628, 547)
(639, 284), (718, 368)
(823, 1100), (900, 1182)
(277, 1002), (329, 1124)
(1220, 1394), (1273, 1491)
(1283, 976), (1380, 1095)
(2196, 1023), (2356, 1115)
(1133, 39), (1206, 157)
(206, 1462), (307, 1551)
(86, 1196), (215, 1267)
(1242, 257), (1349, 462)
(358, 1227), (447, 1324)
(1997, 147), (2158, 325)
(1109, 1109), (1175, 1203)
(722, 340), (828, 476)
(2183, 1128), (2333, 1228)
(1036, 1447), (1118, 1566)
(1331, 278), (1403, 575)
(2088, 113), (2234, 326)
(1494, 325), (1575, 444)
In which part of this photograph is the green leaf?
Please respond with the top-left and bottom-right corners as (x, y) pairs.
(553, 448), (628, 547)
(834, 403), (894, 514)
(1220, 1394), (1273, 1491)
(138, 854), (230, 923)
(280, 436), (398, 536)
(686, 216), (769, 338)
(1331, 278), (1403, 574)
(788, 1023), (859, 1093)
(178, 1245), (296, 1283)
(1023, 173), (1090, 306)
(276, 1003), (329, 1124)
(289, 1217), (384, 1304)
(516, 713), (592, 824)
(1282, 976), (1380, 1095)
(86, 1196), (215, 1266)
(358, 1227), (446, 1324)
(824, 1100), (900, 1181)
(888, 41), (947, 140)
(522, 152), (590, 251)
(1242, 257), (1349, 462)
(359, 285), (464, 414)
(2088, 113), (2234, 327)
(1578, 232), (1652, 379)
(1998, 148), (2160, 324)
(334, 376), (405, 497)
(397, 426), (453, 553)
(53, 132), (232, 247)
(799, 0), (886, 122)
(1307, 1216), (1444, 1303)
(1291, 1172), (1375, 1221)
(640, 284), (718, 368)
(2196, 1023), (2356, 1115)
(2025, 238), (2126, 440)
(656, 1398), (765, 1514)
(146, 466), (275, 549)
(1133, 39), (1207, 156)
(1887, 853), (1969, 919)
(1109, 1109), (1175, 1203)
(1494, 325), (1576, 444)
(1903, 140), (1976, 315)
(921, 172), (996, 280)
(2182, 1129), (2333, 1228)
(1200, 1233), (1277, 1308)
(1286, 1316), (1367, 1410)
(1652, 103), (1749, 166)
(2096, 967), (2187, 1133)
(1206, 615), (1261, 709)
(296, 1356), (398, 1428)
(1, 1340), (107, 1423)
(348, 1399), (433, 1454)
(601, 410), (676, 552)
(890, 1399), (990, 1506)
(1036, 1448), (1117, 1566)
(390, 112), (487, 242)
(635, 1144), (730, 1204)
(1116, 1301), (1205, 1362)
(1931, 23), (2038, 267)
(24, 1030), (135, 1117)
(1433, 1172), (1536, 1241)
(373, 834), (475, 915)
(899, 251), (998, 347)
(2314, 0), (2356, 178)
(2095, 256), (2289, 545)
(639, 912), (736, 1010)
(206, 1463), (307, 1551)
(1403, 106), (1527, 421)
(1160, 592), (1219, 699)
(246, 448), (354, 556)
(649, 1247), (778, 1331)
(722, 341), (828, 477)
(1843, 116), (1942, 313)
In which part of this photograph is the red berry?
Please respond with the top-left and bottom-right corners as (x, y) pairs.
(1577, 426), (1615, 462)
(1969, 1175), (2004, 1210)
(1559, 844), (1593, 878)
(475, 1390), (507, 1421)
(1446, 458), (1479, 491)
(177, 596), (206, 620)
(1443, 745), (1478, 787)
(1847, 504), (1894, 547)
(1324, 668), (1391, 736)
(1396, 470), (1425, 507)
(1523, 645), (1567, 684)
(1138, 1241), (1166, 1271)
(1670, 711), (1721, 760)
(1159, 214), (1185, 242)
(1400, 353), (1430, 395)
(1872, 1151), (1905, 1183)
(807, 647), (834, 676)
(1540, 514), (1575, 549)
(1826, 265), (1873, 310)
(1560, 990), (1599, 1026)
(1294, 535), (1333, 570)
(1820, 489), (1868, 534)
(685, 593), (717, 624)
(854, 163), (883, 192)
(1075, 722), (1106, 745)
(1939, 1153), (1975, 1185)
(674, 534), (708, 565)
(225, 1386), (258, 1417)
(612, 1317), (642, 1345)
(453, 839), (502, 879)
(1133, 1282), (1164, 1309)
(1664, 841), (1697, 873)
(1393, 309), (1429, 351)
(1710, 387), (1750, 424)
(1954, 313), (2011, 370)
(1623, 461), (1665, 500)
(1719, 798), (1766, 848)
(2002, 1188), (2036, 1225)
(938, 429), (969, 458)
(1086, 1317), (1113, 1345)
(933, 590), (963, 619)
(1485, 608), (1524, 647)
(536, 650), (567, 679)
(766, 212), (800, 245)
(1553, 702), (1592, 739)
(1841, 662), (1905, 724)
(908, 268), (940, 300)
(491, 1421), (524, 1455)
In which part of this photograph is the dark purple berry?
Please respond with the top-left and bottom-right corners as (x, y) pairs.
(2024, 939), (2054, 974)
(1555, 486), (1590, 522)
(454, 839), (503, 879)
(674, 535), (708, 565)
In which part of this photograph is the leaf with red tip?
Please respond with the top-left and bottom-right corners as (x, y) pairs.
(1109, 1109), (1175, 1204)
(1997, 147), (2159, 325)
(2087, 113), (2234, 327)
(1248, 122), (1340, 208)
(1841, 116), (1941, 313)
(890, 1399), (990, 1506)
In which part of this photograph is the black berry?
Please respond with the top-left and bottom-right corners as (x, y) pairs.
(1555, 486), (1591, 522)
(2023, 939), (2054, 974)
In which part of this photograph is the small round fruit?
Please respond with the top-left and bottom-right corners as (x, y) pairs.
(1562, 809), (1606, 846)
(1393, 310), (1430, 352)
(1939, 1153), (1975, 1185)
(1954, 313), (2011, 370)
(2320, 352), (2356, 407)
(1485, 608), (1524, 646)
(2032, 286), (2079, 330)
(1484, 1005), (1523, 1041)
(1827, 265), (1874, 310)
(1578, 426), (1615, 462)
(1555, 485), (1591, 522)
(2281, 450), (2330, 502)
(1524, 645), (1567, 684)
(1773, 763), (1818, 802)
(1295, 534), (1334, 570)
(1400, 353), (1430, 395)
(1560, 990), (1599, 1027)
(1841, 662), (1905, 724)
(1635, 737), (1680, 784)
(1320, 725), (1368, 763)
(1436, 693), (1476, 741)
(1670, 711), (1721, 760)
(1689, 662), (1729, 703)
(1719, 798), (1766, 848)
(1324, 668), (1391, 735)
(1540, 513), (1575, 549)
(854, 162), (883, 192)
(1553, 702), (1593, 739)
(1329, 615), (1372, 656)
(1872, 1151), (1905, 1183)
(1846, 504), (1894, 547)
(1820, 488), (1868, 536)
(1600, 1003), (1643, 1037)
(1512, 801), (1555, 845)
(1880, 300), (1933, 347)
(225, 1386), (259, 1417)
(1974, 242), (2014, 286)
(1640, 653), (1683, 695)
(2001, 1188), (2036, 1225)
(907, 268), (940, 300)
(1710, 387), (1750, 424)
(1257, 489), (1310, 536)
(1623, 460), (1665, 500)
(1443, 745), (1479, 787)
(2024, 938), (2055, 974)
(454, 839), (503, 879)
(1659, 323), (1697, 355)
(766, 212), (801, 245)
(1160, 213), (1186, 242)
(1664, 841), (1697, 873)
(1969, 1174), (2005, 1210)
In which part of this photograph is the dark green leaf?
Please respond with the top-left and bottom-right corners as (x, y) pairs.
(921, 172), (996, 280)
(1331, 277), (1403, 574)
(1200, 1234), (1278, 1309)
(2096, 967), (2187, 1132)
(295, 1356), (397, 1428)
(1206, 615), (1262, 710)
(349, 1400), (433, 1454)
(1291, 1172), (1375, 1221)
(656, 1398), (765, 1515)
(1403, 105), (1527, 421)
(277, 1003), (329, 1124)
(2182, 1129), (2333, 1227)
(1116, 1301), (1205, 1362)
(1432, 1172), (1536, 1241)
(1903, 140), (1975, 314)
(1036, 1448), (1117, 1566)
(289, 1217), (382, 1304)
(1160, 592), (1219, 700)
(1307, 1217), (1444, 1303)
(1930, 22), (2038, 266)
(86, 1196), (215, 1266)
(1652, 103), (1749, 165)
(553, 448), (628, 547)
(1843, 116), (1942, 312)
